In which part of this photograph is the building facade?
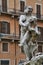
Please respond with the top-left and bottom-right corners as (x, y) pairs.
(0, 0), (43, 65)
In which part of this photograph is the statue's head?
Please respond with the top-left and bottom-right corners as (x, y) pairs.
(24, 6), (33, 15)
(28, 6), (33, 12)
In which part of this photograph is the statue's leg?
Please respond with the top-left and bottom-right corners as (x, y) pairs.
(21, 31), (29, 44)
(20, 28), (25, 41)
(23, 43), (30, 61)
(19, 29), (25, 46)
(19, 30), (29, 46)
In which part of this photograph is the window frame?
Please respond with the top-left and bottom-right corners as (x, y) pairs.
(20, 1), (25, 12)
(19, 0), (26, 9)
(0, 21), (10, 34)
(1, 42), (9, 53)
(0, 59), (10, 65)
(35, 3), (42, 17)
(38, 27), (43, 42)
(38, 44), (42, 52)
(1, 22), (8, 33)
(0, 0), (9, 12)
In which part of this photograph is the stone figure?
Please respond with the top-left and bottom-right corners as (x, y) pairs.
(19, 6), (32, 46)
(19, 6), (40, 61)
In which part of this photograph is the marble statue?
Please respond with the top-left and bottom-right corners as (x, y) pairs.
(18, 6), (43, 65)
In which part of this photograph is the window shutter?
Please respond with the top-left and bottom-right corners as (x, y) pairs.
(2, 0), (7, 12)
(20, 1), (25, 12)
(1, 22), (10, 34)
(7, 23), (10, 34)
(1, 22), (6, 33)
(2, 43), (8, 52)
(36, 5), (41, 18)
(38, 45), (42, 52)
(38, 27), (43, 41)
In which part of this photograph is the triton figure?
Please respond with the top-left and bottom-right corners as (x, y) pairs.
(19, 6), (40, 61)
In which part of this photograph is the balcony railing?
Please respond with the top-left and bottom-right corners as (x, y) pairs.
(0, 33), (20, 40)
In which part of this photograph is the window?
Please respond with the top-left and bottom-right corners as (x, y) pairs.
(0, 60), (9, 65)
(20, 1), (25, 12)
(2, 43), (8, 52)
(38, 27), (43, 41)
(36, 4), (41, 18)
(38, 45), (42, 52)
(2, 0), (7, 12)
(0, 21), (10, 34)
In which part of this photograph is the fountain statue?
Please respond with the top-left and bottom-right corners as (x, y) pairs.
(18, 6), (43, 65)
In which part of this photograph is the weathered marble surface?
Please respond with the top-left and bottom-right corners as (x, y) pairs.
(18, 6), (43, 65)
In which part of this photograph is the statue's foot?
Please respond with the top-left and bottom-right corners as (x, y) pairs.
(18, 44), (23, 46)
